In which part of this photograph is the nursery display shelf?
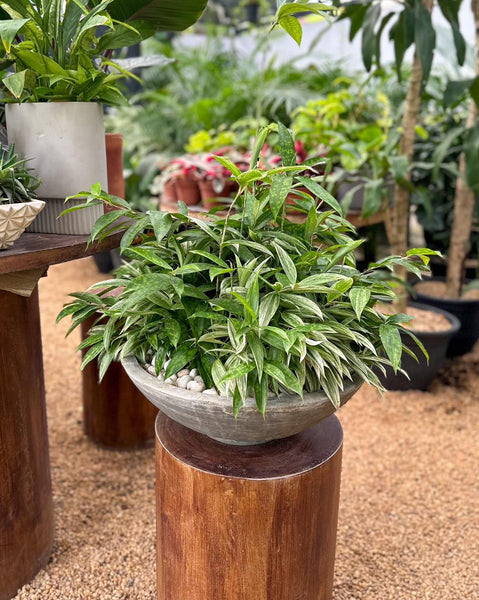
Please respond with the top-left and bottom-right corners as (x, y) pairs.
(0, 231), (124, 275)
(160, 199), (390, 229)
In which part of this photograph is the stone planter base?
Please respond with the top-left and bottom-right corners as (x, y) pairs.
(155, 412), (343, 600)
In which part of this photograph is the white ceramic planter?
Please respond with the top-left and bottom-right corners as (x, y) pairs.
(6, 103), (107, 234)
(122, 356), (362, 445)
(0, 200), (46, 249)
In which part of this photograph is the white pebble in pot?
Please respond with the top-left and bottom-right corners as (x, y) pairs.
(177, 369), (190, 377)
(187, 380), (205, 392)
(177, 375), (193, 389)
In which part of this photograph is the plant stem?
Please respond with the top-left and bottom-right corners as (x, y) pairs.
(391, 0), (433, 313)
(445, 0), (479, 298)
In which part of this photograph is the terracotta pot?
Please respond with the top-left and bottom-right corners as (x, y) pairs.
(198, 179), (233, 210)
(162, 179), (178, 204)
(105, 134), (125, 200)
(122, 356), (361, 445)
(175, 178), (201, 206)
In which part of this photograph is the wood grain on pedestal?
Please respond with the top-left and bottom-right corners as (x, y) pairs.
(156, 414), (343, 600)
(0, 288), (53, 600)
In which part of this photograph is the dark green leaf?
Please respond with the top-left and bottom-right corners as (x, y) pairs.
(164, 343), (197, 379)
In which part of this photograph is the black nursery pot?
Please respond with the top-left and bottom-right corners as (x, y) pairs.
(379, 302), (460, 391)
(413, 278), (479, 357)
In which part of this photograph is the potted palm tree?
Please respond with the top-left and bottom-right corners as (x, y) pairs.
(0, 144), (44, 249)
(0, 0), (208, 234)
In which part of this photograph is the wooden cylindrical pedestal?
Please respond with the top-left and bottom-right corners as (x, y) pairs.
(81, 317), (157, 448)
(0, 288), (54, 600)
(155, 413), (343, 600)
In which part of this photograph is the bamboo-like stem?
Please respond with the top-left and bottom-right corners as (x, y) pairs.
(445, 0), (479, 298)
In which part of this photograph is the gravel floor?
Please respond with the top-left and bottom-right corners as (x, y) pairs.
(12, 257), (479, 600)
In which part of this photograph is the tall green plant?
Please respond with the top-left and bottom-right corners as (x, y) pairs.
(329, 0), (466, 310)
(0, 0), (208, 103)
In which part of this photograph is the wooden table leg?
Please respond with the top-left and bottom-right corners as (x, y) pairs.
(0, 288), (54, 600)
(81, 317), (157, 449)
(155, 413), (343, 600)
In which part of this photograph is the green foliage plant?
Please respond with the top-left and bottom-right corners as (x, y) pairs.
(58, 124), (435, 416)
(0, 144), (39, 204)
(330, 0), (466, 309)
(290, 81), (407, 217)
(0, 0), (208, 104)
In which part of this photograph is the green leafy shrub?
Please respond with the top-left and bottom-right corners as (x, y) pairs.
(59, 124), (434, 416)
(0, 0), (207, 104)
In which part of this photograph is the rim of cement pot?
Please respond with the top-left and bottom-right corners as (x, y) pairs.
(121, 356), (362, 445)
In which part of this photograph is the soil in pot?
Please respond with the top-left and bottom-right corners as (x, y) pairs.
(413, 278), (479, 356)
(378, 302), (460, 391)
(175, 178), (201, 206)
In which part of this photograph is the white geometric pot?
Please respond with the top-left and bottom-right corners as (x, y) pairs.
(0, 200), (46, 249)
(5, 103), (107, 234)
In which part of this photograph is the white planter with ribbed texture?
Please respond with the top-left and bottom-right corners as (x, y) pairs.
(6, 103), (107, 234)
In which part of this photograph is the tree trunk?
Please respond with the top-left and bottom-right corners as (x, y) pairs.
(445, 0), (479, 298)
(391, 49), (426, 312)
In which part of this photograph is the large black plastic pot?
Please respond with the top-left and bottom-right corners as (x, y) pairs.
(413, 278), (479, 356)
(379, 302), (460, 391)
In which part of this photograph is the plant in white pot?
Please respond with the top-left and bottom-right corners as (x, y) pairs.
(58, 124), (435, 444)
(0, 0), (208, 234)
(0, 144), (44, 249)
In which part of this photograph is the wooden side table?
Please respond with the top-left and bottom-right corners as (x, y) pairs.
(0, 232), (122, 600)
(155, 413), (343, 600)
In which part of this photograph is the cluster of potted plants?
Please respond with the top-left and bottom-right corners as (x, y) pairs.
(155, 149), (249, 209)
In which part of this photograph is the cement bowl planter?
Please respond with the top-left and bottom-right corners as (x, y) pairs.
(0, 200), (45, 249)
(122, 356), (362, 445)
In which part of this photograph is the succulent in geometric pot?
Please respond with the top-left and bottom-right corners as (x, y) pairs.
(0, 144), (45, 249)
(58, 124), (435, 445)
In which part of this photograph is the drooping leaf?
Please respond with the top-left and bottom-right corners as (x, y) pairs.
(349, 288), (371, 320)
(379, 323), (402, 372)
(279, 15), (302, 46)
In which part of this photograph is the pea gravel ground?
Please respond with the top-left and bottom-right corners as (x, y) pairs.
(12, 257), (479, 600)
